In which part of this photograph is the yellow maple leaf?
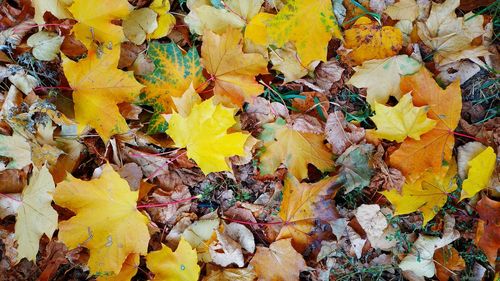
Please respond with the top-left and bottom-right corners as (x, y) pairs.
(258, 118), (334, 180)
(15, 165), (57, 262)
(277, 175), (339, 252)
(53, 164), (150, 275)
(381, 162), (457, 225)
(146, 238), (200, 281)
(371, 93), (437, 143)
(347, 55), (421, 105)
(201, 28), (268, 107)
(62, 47), (144, 142)
(97, 254), (139, 281)
(184, 0), (263, 35)
(344, 17), (403, 65)
(244, 12), (274, 46)
(149, 0), (176, 39)
(460, 147), (496, 200)
(69, 0), (131, 47)
(139, 42), (204, 134)
(166, 98), (249, 174)
(390, 68), (462, 181)
(266, 0), (342, 66)
(0, 133), (32, 169)
(32, 0), (72, 24)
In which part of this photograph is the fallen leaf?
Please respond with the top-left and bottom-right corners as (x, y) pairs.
(270, 44), (309, 82)
(27, 31), (64, 61)
(399, 214), (460, 277)
(460, 146), (496, 200)
(325, 111), (365, 155)
(347, 55), (421, 105)
(475, 195), (500, 266)
(381, 162), (457, 225)
(147, 238), (200, 281)
(69, 0), (132, 47)
(416, 0), (488, 65)
(250, 238), (307, 281)
(32, 0), (72, 24)
(457, 141), (486, 179)
(149, 0), (176, 39)
(371, 93), (437, 142)
(15, 165), (57, 262)
(384, 0), (419, 21)
(336, 144), (374, 193)
(203, 264), (257, 281)
(355, 204), (397, 250)
(343, 17), (403, 65)
(346, 225), (366, 259)
(122, 8), (158, 45)
(182, 217), (220, 262)
(390, 68), (462, 180)
(0, 133), (32, 170)
(0, 193), (21, 219)
(266, 0), (342, 66)
(62, 47), (144, 142)
(434, 245), (465, 281)
(140, 42), (204, 133)
(97, 253), (139, 281)
(277, 175), (339, 252)
(184, 0), (263, 35)
(201, 28), (268, 107)
(224, 222), (255, 253)
(53, 164), (150, 275)
(209, 231), (244, 267)
(258, 118), (334, 180)
(312, 60), (345, 94)
(167, 98), (249, 174)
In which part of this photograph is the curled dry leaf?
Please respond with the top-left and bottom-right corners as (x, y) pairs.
(399, 214), (460, 278)
(209, 230), (244, 267)
(325, 111), (365, 155)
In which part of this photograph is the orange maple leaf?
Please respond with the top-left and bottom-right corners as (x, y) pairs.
(389, 68), (462, 180)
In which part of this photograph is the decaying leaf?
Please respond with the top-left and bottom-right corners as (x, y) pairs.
(343, 17), (403, 65)
(434, 245), (465, 281)
(250, 238), (307, 281)
(32, 0), (72, 24)
(475, 195), (500, 266)
(123, 8), (158, 45)
(384, 0), (419, 21)
(53, 164), (150, 275)
(325, 111), (365, 155)
(277, 175), (339, 252)
(259, 118), (334, 180)
(336, 144), (374, 193)
(167, 98), (249, 174)
(399, 215), (460, 278)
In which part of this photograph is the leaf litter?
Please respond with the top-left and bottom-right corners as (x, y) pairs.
(0, 0), (498, 280)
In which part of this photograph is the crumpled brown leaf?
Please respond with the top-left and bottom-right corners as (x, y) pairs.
(209, 230), (245, 267)
(370, 145), (405, 193)
(325, 111), (365, 155)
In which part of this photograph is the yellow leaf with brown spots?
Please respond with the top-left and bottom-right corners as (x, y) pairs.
(343, 17), (403, 65)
